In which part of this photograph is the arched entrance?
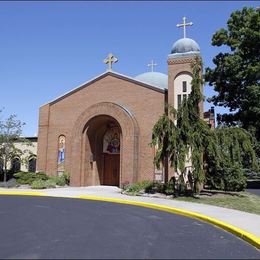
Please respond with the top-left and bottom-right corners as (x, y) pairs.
(85, 115), (121, 186)
(70, 102), (139, 187)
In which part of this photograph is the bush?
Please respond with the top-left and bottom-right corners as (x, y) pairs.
(123, 180), (153, 194)
(50, 176), (66, 186)
(207, 166), (247, 192)
(63, 172), (70, 185)
(44, 179), (57, 188)
(223, 167), (247, 191)
(31, 179), (47, 189)
(50, 173), (70, 187)
(14, 171), (49, 185)
(145, 181), (165, 194)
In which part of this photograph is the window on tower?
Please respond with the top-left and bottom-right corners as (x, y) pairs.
(182, 81), (187, 92)
(177, 94), (182, 108)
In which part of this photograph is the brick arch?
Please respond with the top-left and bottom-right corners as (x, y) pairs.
(70, 102), (139, 186)
(174, 71), (193, 80)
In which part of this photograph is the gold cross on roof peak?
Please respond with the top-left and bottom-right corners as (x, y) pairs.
(103, 53), (118, 71)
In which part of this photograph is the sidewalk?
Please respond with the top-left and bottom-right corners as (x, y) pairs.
(1, 186), (260, 240)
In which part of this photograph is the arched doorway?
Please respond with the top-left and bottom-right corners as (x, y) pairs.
(85, 115), (121, 186)
(70, 102), (139, 187)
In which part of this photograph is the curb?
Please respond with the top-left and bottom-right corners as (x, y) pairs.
(0, 191), (45, 196)
(0, 191), (259, 250)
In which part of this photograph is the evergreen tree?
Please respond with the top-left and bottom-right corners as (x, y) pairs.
(151, 56), (258, 195)
(151, 56), (210, 194)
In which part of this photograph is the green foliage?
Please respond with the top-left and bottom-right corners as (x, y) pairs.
(50, 173), (69, 187)
(145, 181), (165, 194)
(45, 179), (57, 188)
(151, 56), (208, 195)
(31, 179), (47, 189)
(151, 55), (258, 194)
(205, 7), (260, 150)
(13, 170), (70, 188)
(13, 171), (48, 185)
(62, 172), (70, 185)
(31, 178), (58, 189)
(206, 127), (257, 191)
(122, 180), (153, 194)
(0, 112), (29, 182)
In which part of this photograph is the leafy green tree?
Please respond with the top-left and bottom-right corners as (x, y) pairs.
(205, 127), (258, 191)
(151, 56), (258, 195)
(0, 112), (30, 183)
(205, 7), (260, 154)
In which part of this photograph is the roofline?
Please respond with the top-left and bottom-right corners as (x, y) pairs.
(41, 71), (165, 107)
(13, 137), (38, 142)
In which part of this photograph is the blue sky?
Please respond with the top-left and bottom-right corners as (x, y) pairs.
(0, 1), (258, 136)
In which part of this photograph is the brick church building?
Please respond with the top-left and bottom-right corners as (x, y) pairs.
(36, 20), (214, 187)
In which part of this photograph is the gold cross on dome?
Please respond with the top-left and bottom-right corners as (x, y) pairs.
(177, 17), (193, 38)
(147, 60), (157, 72)
(103, 53), (118, 71)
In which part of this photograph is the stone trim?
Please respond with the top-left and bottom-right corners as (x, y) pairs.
(167, 57), (196, 65)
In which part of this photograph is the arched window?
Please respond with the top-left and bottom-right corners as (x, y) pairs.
(11, 157), (21, 173)
(103, 127), (120, 154)
(28, 156), (37, 172)
(57, 135), (65, 175)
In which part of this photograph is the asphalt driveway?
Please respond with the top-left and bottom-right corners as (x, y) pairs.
(0, 195), (259, 259)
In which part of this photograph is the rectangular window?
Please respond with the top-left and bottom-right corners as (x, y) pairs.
(183, 81), (187, 92)
(177, 94), (182, 108)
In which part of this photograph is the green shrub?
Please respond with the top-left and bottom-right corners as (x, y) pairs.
(14, 171), (49, 185)
(145, 181), (165, 194)
(14, 172), (37, 185)
(44, 179), (57, 188)
(123, 180), (153, 194)
(36, 172), (49, 181)
(207, 166), (247, 192)
(31, 179), (47, 189)
(50, 173), (69, 186)
(63, 172), (70, 185)
(50, 176), (66, 186)
(223, 167), (247, 191)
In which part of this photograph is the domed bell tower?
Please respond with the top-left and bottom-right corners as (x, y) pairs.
(168, 17), (203, 116)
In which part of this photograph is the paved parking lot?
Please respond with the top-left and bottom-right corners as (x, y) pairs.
(0, 195), (259, 259)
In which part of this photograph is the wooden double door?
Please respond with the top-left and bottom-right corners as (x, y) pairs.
(103, 153), (120, 186)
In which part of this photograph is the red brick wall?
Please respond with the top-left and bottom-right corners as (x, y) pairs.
(37, 73), (165, 186)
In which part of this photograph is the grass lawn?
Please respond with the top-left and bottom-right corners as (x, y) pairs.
(175, 191), (260, 215)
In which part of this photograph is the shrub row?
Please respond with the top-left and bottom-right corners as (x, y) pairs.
(14, 172), (70, 189)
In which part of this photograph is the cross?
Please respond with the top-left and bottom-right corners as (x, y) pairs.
(147, 60), (157, 72)
(103, 53), (118, 71)
(176, 17), (193, 38)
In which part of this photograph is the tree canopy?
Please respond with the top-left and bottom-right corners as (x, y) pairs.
(151, 56), (258, 195)
(0, 112), (29, 182)
(205, 7), (260, 146)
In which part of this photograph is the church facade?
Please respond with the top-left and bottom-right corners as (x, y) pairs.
(37, 24), (209, 187)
